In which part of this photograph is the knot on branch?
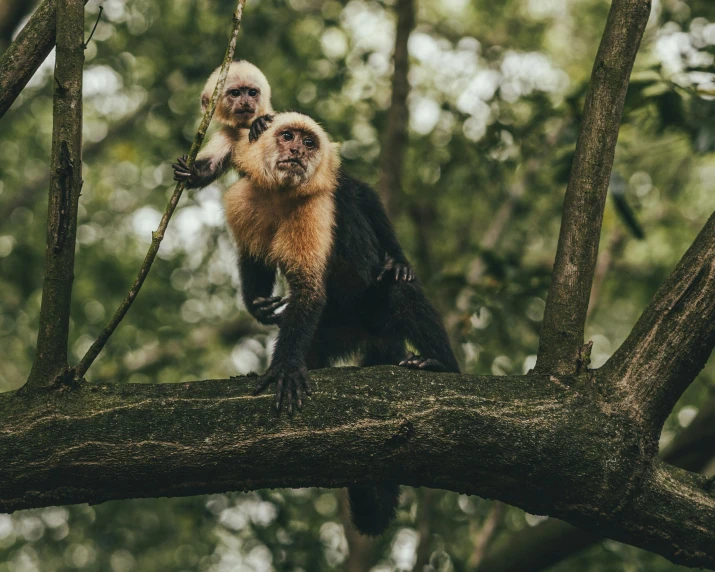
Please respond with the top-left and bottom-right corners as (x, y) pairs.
(385, 416), (414, 448)
(576, 340), (593, 374)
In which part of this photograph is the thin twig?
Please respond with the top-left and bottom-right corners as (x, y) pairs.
(83, 5), (102, 48)
(470, 501), (505, 569)
(74, 0), (247, 379)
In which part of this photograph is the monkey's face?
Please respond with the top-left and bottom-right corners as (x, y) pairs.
(272, 128), (320, 187)
(217, 84), (263, 128)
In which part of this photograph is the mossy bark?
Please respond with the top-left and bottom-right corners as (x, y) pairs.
(1, 368), (714, 568)
(25, 0), (84, 388)
(478, 397), (715, 572)
(536, 0), (652, 375)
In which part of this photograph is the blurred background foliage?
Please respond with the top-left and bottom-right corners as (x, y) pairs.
(0, 0), (714, 570)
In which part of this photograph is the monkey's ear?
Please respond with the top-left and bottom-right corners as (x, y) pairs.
(201, 94), (210, 113)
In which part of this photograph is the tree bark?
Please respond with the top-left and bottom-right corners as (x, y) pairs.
(25, 0), (84, 388)
(536, 0), (651, 374)
(601, 211), (715, 434)
(477, 395), (715, 572)
(377, 0), (415, 218)
(0, 0), (88, 121)
(2, 367), (714, 568)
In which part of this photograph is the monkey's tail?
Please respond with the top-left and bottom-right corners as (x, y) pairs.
(348, 483), (400, 536)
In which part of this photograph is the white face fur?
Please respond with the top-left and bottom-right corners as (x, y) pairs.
(202, 61), (273, 129)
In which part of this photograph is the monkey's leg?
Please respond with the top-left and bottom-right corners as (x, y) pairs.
(381, 281), (460, 373)
(360, 337), (407, 366)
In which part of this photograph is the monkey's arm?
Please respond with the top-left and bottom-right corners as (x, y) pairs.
(254, 268), (325, 413)
(173, 129), (235, 189)
(239, 254), (285, 325)
(361, 187), (414, 282)
(248, 114), (273, 142)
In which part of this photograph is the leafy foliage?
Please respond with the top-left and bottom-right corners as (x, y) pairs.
(0, 0), (713, 570)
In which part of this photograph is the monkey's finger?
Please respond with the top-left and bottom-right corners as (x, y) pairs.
(262, 298), (288, 313)
(395, 267), (401, 282)
(301, 377), (312, 396)
(253, 296), (282, 307)
(285, 385), (294, 416)
(418, 358), (447, 372)
(399, 352), (415, 366)
(275, 376), (285, 411)
(254, 374), (274, 395)
(377, 267), (387, 282)
(295, 380), (305, 410)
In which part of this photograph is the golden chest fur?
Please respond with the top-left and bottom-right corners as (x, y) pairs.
(223, 179), (336, 283)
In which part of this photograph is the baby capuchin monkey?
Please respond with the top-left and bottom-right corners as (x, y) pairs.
(172, 60), (274, 188)
(227, 111), (459, 536)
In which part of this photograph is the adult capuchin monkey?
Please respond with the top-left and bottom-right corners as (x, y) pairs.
(172, 60), (274, 189)
(225, 111), (460, 536)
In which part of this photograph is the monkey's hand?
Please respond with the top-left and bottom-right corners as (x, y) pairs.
(172, 155), (196, 185)
(399, 352), (447, 372)
(250, 296), (288, 325)
(377, 254), (415, 282)
(248, 114), (274, 142)
(254, 362), (312, 415)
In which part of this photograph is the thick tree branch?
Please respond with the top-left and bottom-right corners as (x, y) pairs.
(0, 0), (88, 121)
(536, 0), (651, 374)
(2, 368), (714, 568)
(377, 0), (414, 218)
(602, 211), (715, 433)
(74, 0), (246, 378)
(478, 395), (715, 572)
(25, 0), (84, 388)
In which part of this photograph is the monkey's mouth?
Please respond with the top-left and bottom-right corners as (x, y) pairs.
(277, 158), (305, 170)
(235, 109), (255, 116)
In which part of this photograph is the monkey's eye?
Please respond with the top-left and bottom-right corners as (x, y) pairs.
(248, 88), (258, 97)
(229, 89), (241, 97)
(303, 137), (315, 149)
(281, 132), (294, 141)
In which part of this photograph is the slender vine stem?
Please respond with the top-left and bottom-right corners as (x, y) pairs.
(75, 0), (247, 379)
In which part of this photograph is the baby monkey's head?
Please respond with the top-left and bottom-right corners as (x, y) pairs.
(202, 61), (273, 129)
(240, 112), (340, 196)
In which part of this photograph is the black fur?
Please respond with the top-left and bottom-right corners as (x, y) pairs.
(241, 169), (460, 536)
(172, 150), (231, 189)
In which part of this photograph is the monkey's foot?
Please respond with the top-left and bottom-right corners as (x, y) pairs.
(254, 364), (311, 415)
(251, 296), (288, 325)
(249, 114), (274, 142)
(399, 352), (447, 372)
(172, 155), (195, 182)
(377, 254), (414, 282)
